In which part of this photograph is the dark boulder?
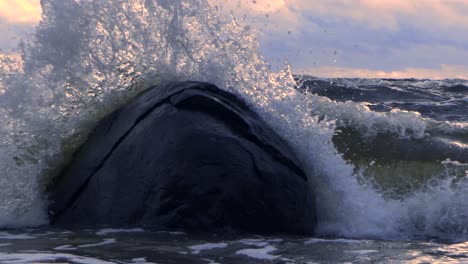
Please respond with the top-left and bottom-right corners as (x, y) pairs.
(48, 81), (316, 234)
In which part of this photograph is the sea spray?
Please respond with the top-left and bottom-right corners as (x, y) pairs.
(0, 0), (324, 228)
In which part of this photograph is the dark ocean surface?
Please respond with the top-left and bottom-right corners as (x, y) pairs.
(297, 76), (468, 122)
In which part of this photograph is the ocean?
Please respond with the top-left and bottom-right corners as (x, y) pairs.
(0, 0), (467, 263)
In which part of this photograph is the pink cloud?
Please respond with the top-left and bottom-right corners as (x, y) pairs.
(290, 0), (468, 30)
(303, 64), (468, 80)
(0, 0), (41, 24)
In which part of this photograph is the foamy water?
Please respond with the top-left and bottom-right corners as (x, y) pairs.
(0, 228), (466, 263)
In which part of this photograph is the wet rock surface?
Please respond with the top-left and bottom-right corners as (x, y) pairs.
(48, 81), (315, 234)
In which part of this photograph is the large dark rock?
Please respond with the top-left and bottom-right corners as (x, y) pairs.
(48, 81), (316, 234)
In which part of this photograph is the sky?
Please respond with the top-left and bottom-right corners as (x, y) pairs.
(1, 0), (468, 79)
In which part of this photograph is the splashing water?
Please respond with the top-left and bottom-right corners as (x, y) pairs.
(0, 0), (323, 228)
(0, 0), (467, 242)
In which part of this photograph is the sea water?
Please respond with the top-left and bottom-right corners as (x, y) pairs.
(0, 0), (467, 263)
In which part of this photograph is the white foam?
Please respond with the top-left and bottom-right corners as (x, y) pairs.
(235, 245), (279, 260)
(345, 250), (379, 255)
(0, 243), (11, 247)
(54, 244), (77, 251)
(305, 93), (428, 139)
(279, 257), (295, 263)
(0, 252), (114, 264)
(189, 243), (228, 254)
(35, 231), (59, 236)
(305, 238), (369, 244)
(201, 258), (220, 264)
(236, 239), (269, 247)
(267, 238), (284, 243)
(0, 232), (35, 240)
(78, 238), (116, 248)
(130, 257), (158, 264)
(96, 228), (144, 236)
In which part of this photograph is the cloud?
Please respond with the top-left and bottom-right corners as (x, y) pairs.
(288, 0), (468, 31)
(211, 0), (302, 32)
(218, 0), (468, 31)
(304, 64), (468, 80)
(0, 0), (41, 24)
(220, 0), (468, 79)
(0, 0), (41, 51)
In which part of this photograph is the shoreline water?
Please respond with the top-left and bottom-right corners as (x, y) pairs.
(0, 227), (467, 263)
